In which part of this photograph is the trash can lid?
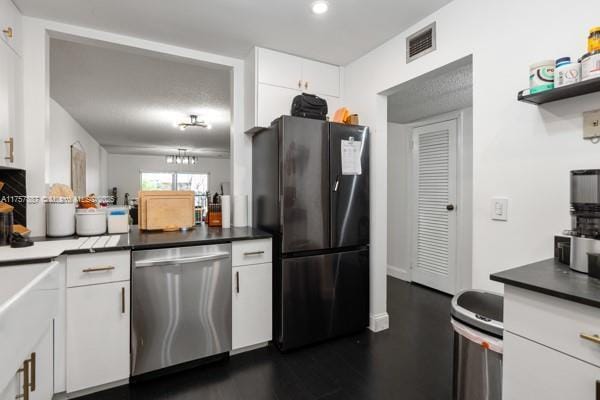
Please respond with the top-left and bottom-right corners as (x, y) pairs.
(451, 289), (504, 338)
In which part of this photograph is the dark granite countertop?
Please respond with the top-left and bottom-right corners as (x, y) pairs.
(0, 226), (271, 266)
(127, 225), (272, 250)
(490, 258), (600, 309)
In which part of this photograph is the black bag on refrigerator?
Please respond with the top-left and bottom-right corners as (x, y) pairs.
(291, 93), (328, 120)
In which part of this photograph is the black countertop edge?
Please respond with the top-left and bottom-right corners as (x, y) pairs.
(62, 246), (133, 255)
(490, 258), (600, 309)
(0, 257), (55, 267)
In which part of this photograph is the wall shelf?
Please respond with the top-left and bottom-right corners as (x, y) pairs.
(518, 76), (600, 105)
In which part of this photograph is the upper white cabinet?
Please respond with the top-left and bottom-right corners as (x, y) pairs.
(0, 0), (22, 56)
(300, 58), (340, 97)
(248, 47), (342, 128)
(0, 29), (23, 169)
(258, 48), (303, 90)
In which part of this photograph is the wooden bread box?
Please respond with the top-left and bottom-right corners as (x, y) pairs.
(138, 191), (195, 231)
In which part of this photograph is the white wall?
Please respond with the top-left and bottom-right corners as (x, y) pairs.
(48, 98), (107, 195)
(22, 17), (246, 235)
(387, 123), (411, 281)
(345, 0), (600, 308)
(107, 153), (230, 198)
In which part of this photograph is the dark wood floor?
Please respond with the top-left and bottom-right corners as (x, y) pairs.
(81, 277), (454, 400)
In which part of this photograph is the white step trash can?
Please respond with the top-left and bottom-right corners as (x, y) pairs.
(451, 290), (504, 400)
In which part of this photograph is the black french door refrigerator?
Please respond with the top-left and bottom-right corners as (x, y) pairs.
(253, 116), (369, 351)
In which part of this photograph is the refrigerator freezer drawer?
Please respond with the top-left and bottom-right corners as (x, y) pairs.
(278, 248), (369, 351)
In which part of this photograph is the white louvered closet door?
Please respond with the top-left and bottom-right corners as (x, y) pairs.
(412, 120), (458, 295)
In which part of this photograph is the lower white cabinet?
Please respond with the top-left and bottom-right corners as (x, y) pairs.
(232, 263), (272, 350)
(504, 332), (600, 400)
(66, 281), (130, 393)
(0, 323), (53, 400)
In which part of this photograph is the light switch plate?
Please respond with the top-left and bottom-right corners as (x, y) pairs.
(584, 110), (600, 140)
(491, 197), (508, 221)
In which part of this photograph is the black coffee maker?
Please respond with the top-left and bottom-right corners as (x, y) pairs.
(567, 170), (600, 277)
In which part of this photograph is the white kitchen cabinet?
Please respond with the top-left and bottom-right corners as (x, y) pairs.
(232, 263), (272, 350)
(0, 323), (53, 400)
(257, 83), (299, 128)
(258, 48), (303, 90)
(0, 0), (22, 56)
(0, 38), (23, 169)
(248, 47), (342, 129)
(301, 58), (340, 97)
(503, 332), (600, 400)
(66, 281), (130, 393)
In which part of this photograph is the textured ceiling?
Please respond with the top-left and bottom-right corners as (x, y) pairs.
(17, 0), (453, 65)
(50, 38), (231, 156)
(388, 56), (473, 124)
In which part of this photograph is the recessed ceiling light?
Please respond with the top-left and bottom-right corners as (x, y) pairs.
(311, 1), (329, 15)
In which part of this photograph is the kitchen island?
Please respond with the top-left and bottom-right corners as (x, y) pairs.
(491, 259), (600, 400)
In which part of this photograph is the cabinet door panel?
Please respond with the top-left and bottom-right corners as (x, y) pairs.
(258, 48), (302, 89)
(0, 0), (22, 56)
(503, 332), (600, 400)
(301, 59), (340, 97)
(66, 282), (130, 393)
(257, 83), (299, 127)
(232, 263), (272, 350)
(0, 41), (10, 167)
(30, 325), (53, 400)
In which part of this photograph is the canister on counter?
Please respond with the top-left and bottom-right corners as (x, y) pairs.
(529, 60), (555, 93)
(555, 57), (581, 87)
(589, 27), (600, 53)
(580, 50), (600, 81)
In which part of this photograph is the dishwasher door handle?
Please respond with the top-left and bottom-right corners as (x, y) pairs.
(135, 253), (230, 268)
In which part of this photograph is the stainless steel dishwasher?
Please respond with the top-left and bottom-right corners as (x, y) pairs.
(131, 244), (232, 376)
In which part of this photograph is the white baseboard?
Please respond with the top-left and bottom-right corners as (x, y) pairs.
(230, 342), (269, 356)
(368, 312), (389, 332)
(387, 264), (410, 282)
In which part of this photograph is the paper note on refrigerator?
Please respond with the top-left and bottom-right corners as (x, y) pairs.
(341, 139), (363, 175)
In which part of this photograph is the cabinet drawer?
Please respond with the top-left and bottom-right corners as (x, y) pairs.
(504, 286), (600, 368)
(66, 251), (130, 287)
(232, 239), (272, 266)
(503, 332), (600, 400)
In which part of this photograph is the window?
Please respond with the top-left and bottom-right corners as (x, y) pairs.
(140, 172), (209, 192)
(140, 172), (175, 191)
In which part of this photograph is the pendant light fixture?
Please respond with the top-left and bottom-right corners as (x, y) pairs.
(176, 115), (212, 131)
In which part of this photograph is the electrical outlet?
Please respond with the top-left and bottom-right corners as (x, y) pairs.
(584, 110), (600, 140)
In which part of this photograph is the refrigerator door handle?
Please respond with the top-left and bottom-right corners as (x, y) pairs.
(333, 175), (340, 192)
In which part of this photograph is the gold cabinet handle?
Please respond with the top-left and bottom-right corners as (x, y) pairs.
(304, 81), (309, 90)
(82, 266), (115, 273)
(4, 137), (14, 163)
(580, 333), (600, 344)
(29, 353), (35, 392)
(15, 357), (30, 400)
(298, 80), (302, 89)
(3, 27), (13, 38)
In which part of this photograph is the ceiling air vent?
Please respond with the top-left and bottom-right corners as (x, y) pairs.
(406, 22), (436, 63)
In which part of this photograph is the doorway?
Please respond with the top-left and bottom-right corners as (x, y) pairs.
(386, 56), (473, 295)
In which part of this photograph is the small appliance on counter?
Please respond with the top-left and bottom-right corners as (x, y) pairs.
(107, 207), (130, 234)
(0, 202), (14, 246)
(563, 170), (600, 278)
(76, 208), (107, 236)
